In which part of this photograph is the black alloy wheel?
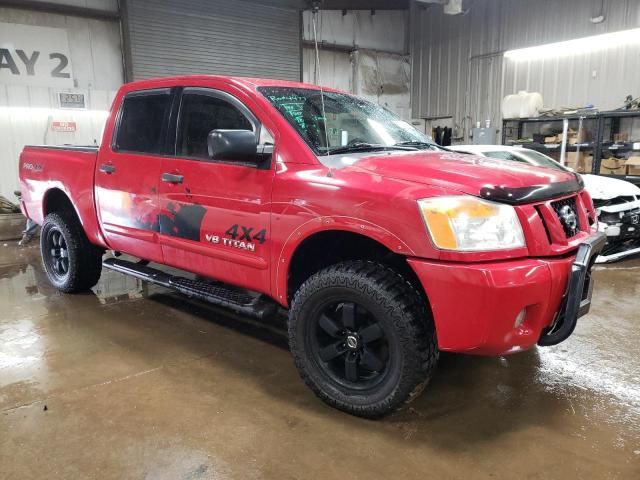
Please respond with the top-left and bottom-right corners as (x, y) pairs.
(40, 211), (103, 292)
(288, 261), (439, 418)
(44, 227), (70, 280)
(310, 301), (390, 389)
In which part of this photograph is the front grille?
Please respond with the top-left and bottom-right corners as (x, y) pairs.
(552, 197), (581, 238)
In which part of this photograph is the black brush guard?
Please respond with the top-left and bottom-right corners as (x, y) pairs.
(538, 232), (607, 346)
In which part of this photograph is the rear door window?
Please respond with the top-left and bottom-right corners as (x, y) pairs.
(114, 89), (172, 154)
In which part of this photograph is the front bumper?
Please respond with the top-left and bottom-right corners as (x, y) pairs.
(598, 207), (640, 241)
(407, 232), (607, 356)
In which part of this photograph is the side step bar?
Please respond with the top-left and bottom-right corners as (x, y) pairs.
(103, 258), (278, 320)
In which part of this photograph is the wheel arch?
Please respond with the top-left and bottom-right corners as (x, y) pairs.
(41, 187), (107, 248)
(43, 188), (78, 219)
(277, 222), (431, 321)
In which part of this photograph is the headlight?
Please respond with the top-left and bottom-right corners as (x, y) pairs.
(418, 195), (525, 251)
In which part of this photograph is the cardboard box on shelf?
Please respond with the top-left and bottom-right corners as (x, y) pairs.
(565, 152), (593, 173)
(580, 154), (593, 173)
(599, 158), (627, 175)
(564, 151), (580, 168)
(613, 133), (629, 143)
(567, 129), (592, 145)
(580, 129), (592, 143)
(626, 156), (640, 176)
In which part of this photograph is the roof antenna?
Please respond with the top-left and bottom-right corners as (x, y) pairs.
(311, 1), (331, 154)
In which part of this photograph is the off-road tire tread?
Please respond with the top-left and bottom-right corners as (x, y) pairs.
(41, 211), (103, 293)
(289, 260), (438, 418)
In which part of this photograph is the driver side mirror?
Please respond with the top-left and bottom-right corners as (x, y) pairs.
(207, 129), (258, 162)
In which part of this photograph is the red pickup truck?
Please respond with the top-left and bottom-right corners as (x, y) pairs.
(19, 75), (605, 417)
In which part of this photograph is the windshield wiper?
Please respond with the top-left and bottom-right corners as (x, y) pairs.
(327, 142), (422, 155)
(393, 141), (439, 150)
(326, 143), (388, 155)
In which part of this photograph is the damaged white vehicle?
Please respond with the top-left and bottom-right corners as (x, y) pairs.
(448, 145), (640, 263)
(584, 175), (640, 262)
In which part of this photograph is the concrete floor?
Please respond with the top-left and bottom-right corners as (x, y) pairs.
(1, 242), (638, 480)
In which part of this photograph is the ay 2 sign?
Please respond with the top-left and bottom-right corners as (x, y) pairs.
(0, 22), (73, 88)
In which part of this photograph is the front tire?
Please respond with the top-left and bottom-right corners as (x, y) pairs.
(288, 261), (438, 418)
(40, 211), (103, 292)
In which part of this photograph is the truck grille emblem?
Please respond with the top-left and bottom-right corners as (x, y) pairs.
(559, 205), (578, 231)
(552, 197), (581, 238)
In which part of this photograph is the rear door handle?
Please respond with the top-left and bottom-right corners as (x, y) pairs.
(161, 173), (184, 184)
(99, 164), (116, 174)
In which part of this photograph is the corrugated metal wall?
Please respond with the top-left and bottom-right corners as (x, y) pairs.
(411, 0), (640, 141)
(0, 4), (123, 199)
(25, 0), (119, 10)
(124, 0), (301, 81)
(302, 10), (412, 119)
(303, 10), (408, 54)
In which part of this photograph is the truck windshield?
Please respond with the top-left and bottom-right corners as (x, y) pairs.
(258, 86), (438, 156)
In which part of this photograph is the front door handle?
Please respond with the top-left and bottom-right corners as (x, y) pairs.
(161, 173), (184, 184)
(99, 164), (116, 174)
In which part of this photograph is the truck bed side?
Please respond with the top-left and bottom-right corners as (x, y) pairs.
(19, 145), (108, 248)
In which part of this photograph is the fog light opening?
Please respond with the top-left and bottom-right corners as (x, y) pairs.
(514, 308), (527, 328)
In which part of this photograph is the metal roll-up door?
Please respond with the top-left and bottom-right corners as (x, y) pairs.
(123, 0), (301, 81)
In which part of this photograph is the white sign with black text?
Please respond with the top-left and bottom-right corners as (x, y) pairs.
(0, 22), (74, 88)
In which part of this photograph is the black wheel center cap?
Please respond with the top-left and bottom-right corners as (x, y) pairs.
(345, 333), (359, 350)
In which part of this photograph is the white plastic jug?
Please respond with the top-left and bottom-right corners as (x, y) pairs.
(502, 91), (544, 118)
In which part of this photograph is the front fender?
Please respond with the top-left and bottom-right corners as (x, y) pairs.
(273, 215), (415, 306)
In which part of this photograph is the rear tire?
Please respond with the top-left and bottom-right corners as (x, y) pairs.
(288, 261), (438, 418)
(40, 211), (103, 292)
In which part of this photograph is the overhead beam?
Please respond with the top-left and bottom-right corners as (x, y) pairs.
(0, 0), (120, 21)
(302, 40), (407, 56)
(309, 0), (410, 10)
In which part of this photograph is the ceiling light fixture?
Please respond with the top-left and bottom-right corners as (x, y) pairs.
(504, 28), (640, 61)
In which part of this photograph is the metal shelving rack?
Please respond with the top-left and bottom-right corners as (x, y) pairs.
(502, 110), (640, 185)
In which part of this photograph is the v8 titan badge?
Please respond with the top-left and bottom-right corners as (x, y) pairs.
(205, 224), (267, 252)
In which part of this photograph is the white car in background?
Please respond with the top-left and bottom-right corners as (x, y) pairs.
(448, 145), (640, 263)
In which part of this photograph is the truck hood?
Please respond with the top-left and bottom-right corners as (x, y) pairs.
(582, 174), (640, 214)
(581, 174), (640, 200)
(324, 150), (577, 199)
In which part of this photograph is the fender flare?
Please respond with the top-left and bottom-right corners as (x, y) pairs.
(273, 215), (415, 305)
(42, 186), (108, 248)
